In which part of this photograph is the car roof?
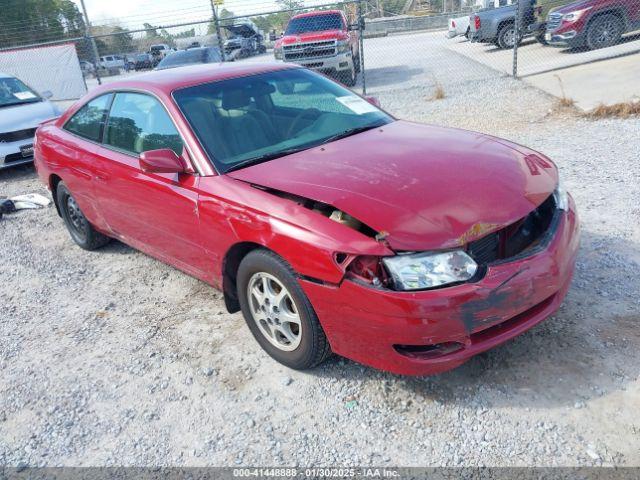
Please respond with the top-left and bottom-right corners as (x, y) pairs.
(291, 9), (343, 19)
(89, 62), (300, 96)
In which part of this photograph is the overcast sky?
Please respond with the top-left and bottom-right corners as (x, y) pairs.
(74, 0), (283, 28)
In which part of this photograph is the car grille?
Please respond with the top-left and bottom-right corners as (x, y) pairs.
(547, 12), (562, 31)
(467, 194), (557, 265)
(0, 128), (36, 143)
(4, 152), (32, 163)
(283, 40), (337, 61)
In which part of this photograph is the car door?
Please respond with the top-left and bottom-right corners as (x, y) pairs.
(93, 91), (207, 278)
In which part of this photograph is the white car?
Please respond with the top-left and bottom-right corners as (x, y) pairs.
(0, 73), (60, 169)
(447, 15), (471, 38)
(99, 55), (125, 70)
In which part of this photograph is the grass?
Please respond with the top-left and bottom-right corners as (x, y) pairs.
(587, 101), (640, 119)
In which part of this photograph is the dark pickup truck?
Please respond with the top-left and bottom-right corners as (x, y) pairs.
(470, 1), (536, 48)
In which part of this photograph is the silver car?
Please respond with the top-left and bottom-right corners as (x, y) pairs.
(0, 73), (61, 169)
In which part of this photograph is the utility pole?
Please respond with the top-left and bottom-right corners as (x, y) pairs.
(79, 0), (102, 85)
(210, 0), (226, 61)
(513, 0), (521, 77)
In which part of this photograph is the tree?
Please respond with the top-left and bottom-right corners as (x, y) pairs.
(110, 26), (135, 53)
(0, 0), (86, 48)
(276, 0), (305, 10)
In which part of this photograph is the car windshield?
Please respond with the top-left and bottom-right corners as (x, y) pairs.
(173, 68), (392, 173)
(285, 14), (343, 34)
(157, 48), (221, 70)
(0, 77), (41, 107)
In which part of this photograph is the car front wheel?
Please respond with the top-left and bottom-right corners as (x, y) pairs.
(237, 249), (332, 370)
(586, 14), (624, 50)
(57, 182), (110, 250)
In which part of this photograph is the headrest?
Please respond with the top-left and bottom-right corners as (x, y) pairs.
(222, 88), (250, 110)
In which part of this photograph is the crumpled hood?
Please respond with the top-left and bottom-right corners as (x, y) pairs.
(228, 121), (558, 251)
(0, 100), (58, 133)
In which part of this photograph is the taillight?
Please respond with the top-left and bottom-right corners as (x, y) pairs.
(451, 20), (456, 28)
(474, 15), (481, 30)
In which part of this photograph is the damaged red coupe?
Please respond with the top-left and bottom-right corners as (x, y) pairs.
(34, 63), (579, 375)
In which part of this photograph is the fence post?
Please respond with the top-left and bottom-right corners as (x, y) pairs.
(210, 0), (226, 61)
(357, 0), (367, 95)
(513, 0), (521, 78)
(79, 0), (102, 85)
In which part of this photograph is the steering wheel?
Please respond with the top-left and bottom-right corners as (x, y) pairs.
(286, 108), (321, 138)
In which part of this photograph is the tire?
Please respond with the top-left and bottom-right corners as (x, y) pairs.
(338, 65), (357, 87)
(585, 14), (624, 50)
(57, 182), (110, 251)
(535, 32), (548, 45)
(353, 50), (361, 73)
(237, 249), (332, 370)
(465, 27), (470, 40)
(497, 23), (518, 49)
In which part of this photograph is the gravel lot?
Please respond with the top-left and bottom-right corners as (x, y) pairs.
(1, 34), (639, 467)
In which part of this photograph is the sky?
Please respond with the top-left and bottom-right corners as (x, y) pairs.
(74, 0), (284, 28)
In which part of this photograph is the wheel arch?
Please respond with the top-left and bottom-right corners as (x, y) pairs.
(49, 174), (63, 216)
(585, 8), (629, 31)
(222, 241), (266, 313)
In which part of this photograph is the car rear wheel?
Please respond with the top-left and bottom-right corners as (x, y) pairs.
(586, 14), (624, 50)
(497, 23), (520, 49)
(57, 182), (110, 250)
(237, 249), (332, 370)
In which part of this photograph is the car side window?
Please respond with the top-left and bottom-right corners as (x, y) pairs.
(64, 94), (112, 142)
(104, 92), (183, 156)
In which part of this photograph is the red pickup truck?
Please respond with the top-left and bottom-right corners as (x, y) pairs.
(545, 0), (640, 49)
(274, 10), (361, 86)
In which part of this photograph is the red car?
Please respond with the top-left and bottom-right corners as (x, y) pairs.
(273, 10), (360, 86)
(34, 63), (580, 376)
(546, 0), (640, 49)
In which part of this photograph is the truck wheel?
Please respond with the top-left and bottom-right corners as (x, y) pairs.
(339, 66), (357, 87)
(353, 50), (361, 73)
(535, 32), (548, 45)
(497, 23), (517, 49)
(586, 14), (624, 50)
(237, 249), (332, 370)
(465, 27), (470, 39)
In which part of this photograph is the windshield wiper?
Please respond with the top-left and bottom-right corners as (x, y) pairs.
(225, 146), (313, 173)
(320, 123), (384, 145)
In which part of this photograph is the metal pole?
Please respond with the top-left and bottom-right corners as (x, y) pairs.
(357, 0), (367, 95)
(210, 1), (226, 61)
(513, 0), (521, 78)
(79, 0), (102, 85)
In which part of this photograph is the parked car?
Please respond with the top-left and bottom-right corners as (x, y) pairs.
(223, 22), (267, 61)
(149, 44), (173, 60)
(155, 47), (223, 70)
(99, 55), (125, 70)
(134, 53), (155, 71)
(0, 73), (60, 169)
(448, 15), (472, 38)
(545, 0), (640, 49)
(34, 63), (579, 376)
(273, 10), (361, 86)
(470, 1), (535, 48)
(79, 60), (95, 77)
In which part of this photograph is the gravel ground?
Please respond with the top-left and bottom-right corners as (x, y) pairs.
(1, 33), (639, 467)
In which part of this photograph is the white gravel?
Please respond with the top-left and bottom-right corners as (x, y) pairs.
(1, 32), (639, 467)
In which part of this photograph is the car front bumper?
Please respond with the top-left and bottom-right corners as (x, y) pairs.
(545, 29), (584, 47)
(300, 197), (580, 376)
(0, 139), (35, 169)
(286, 51), (354, 73)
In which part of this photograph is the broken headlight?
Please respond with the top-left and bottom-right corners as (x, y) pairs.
(554, 180), (569, 211)
(382, 250), (478, 291)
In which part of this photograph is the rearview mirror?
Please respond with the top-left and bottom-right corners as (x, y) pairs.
(365, 96), (381, 108)
(139, 149), (187, 174)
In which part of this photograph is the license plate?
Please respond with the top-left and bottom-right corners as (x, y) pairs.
(545, 33), (551, 42)
(20, 144), (34, 158)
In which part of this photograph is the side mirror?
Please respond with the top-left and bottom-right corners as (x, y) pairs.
(365, 96), (381, 108)
(41, 90), (53, 99)
(139, 149), (187, 174)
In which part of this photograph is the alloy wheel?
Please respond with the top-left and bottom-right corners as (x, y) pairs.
(247, 272), (302, 352)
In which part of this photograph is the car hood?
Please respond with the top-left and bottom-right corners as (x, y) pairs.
(0, 100), (58, 132)
(553, 0), (591, 14)
(228, 121), (558, 251)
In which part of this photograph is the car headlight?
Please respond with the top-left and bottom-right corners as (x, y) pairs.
(554, 179), (569, 211)
(336, 40), (350, 54)
(562, 7), (591, 21)
(382, 250), (478, 291)
(274, 47), (283, 60)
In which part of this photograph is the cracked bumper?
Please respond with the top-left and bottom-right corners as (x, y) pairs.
(300, 197), (580, 376)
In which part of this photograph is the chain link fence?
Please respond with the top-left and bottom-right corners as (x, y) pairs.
(0, 0), (638, 110)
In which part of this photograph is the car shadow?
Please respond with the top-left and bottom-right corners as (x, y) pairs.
(309, 228), (640, 410)
(563, 32), (640, 54)
(0, 163), (37, 184)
